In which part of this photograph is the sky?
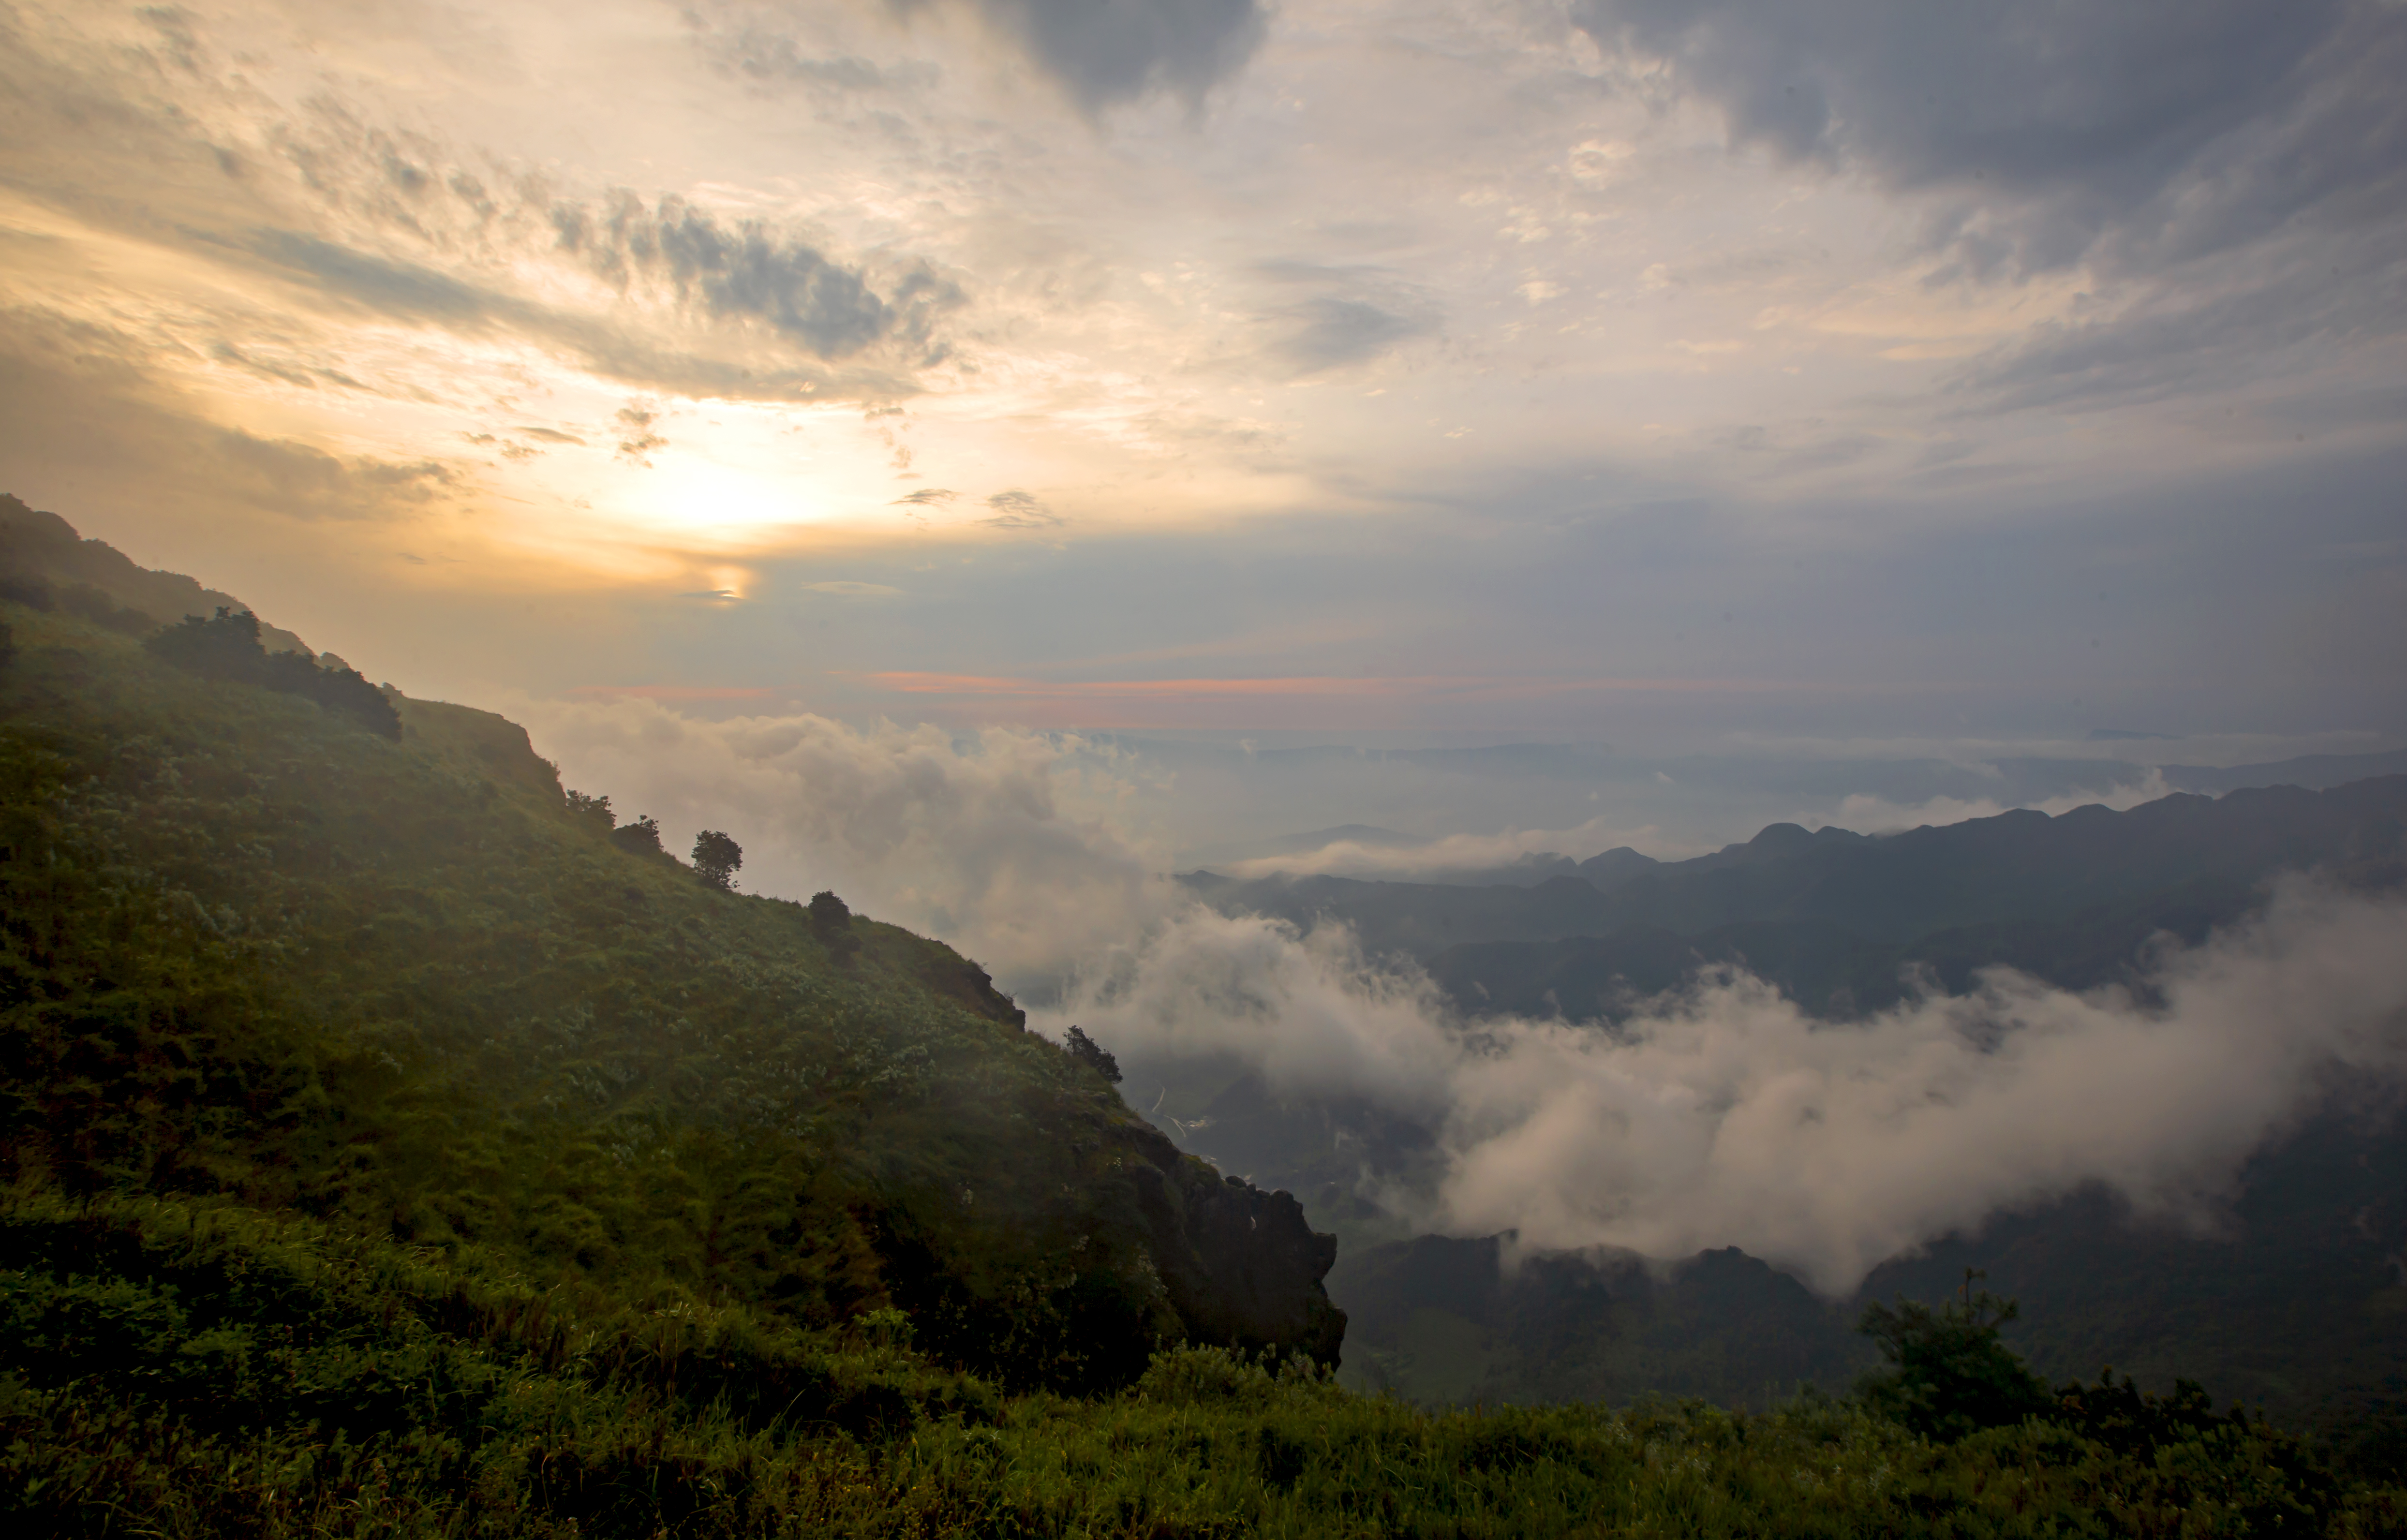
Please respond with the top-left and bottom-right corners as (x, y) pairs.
(3, 0), (2402, 760)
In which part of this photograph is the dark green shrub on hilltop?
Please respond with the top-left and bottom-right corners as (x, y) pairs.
(144, 606), (401, 739)
(692, 829), (742, 890)
(1855, 1270), (2055, 1441)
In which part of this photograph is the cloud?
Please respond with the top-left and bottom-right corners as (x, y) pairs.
(0, 13), (969, 405)
(208, 430), (455, 519)
(1250, 261), (1440, 374)
(614, 402), (669, 462)
(1216, 816), (1660, 880)
(683, 0), (1260, 113)
(801, 579), (902, 595)
(1278, 297), (1431, 372)
(688, 18), (941, 94)
(1572, 0), (2406, 277)
(1579, 0), (2407, 409)
(242, 229), (502, 326)
(1810, 770), (2173, 836)
(948, 0), (1265, 112)
(0, 310), (462, 525)
(552, 192), (962, 363)
(1067, 880), (2407, 1294)
(1429, 882), (2407, 1291)
(981, 489), (1063, 530)
(508, 695), (1166, 982)
(1946, 238), (2407, 412)
(892, 488), (958, 506)
(1574, 0), (2407, 416)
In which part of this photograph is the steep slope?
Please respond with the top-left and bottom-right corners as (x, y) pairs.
(0, 580), (1341, 1389)
(0, 493), (312, 655)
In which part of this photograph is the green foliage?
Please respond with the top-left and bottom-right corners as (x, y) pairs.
(563, 788), (614, 837)
(4, 1202), (2396, 1539)
(143, 607), (401, 738)
(1856, 1270), (2055, 1441)
(1065, 1025), (1122, 1085)
(610, 813), (665, 855)
(811, 890), (861, 964)
(693, 829), (742, 891)
(0, 603), (1222, 1392)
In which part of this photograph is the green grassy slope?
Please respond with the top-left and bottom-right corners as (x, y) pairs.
(8, 1182), (2399, 1538)
(0, 599), (1337, 1391)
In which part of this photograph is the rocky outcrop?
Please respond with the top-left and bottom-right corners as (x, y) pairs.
(1122, 1122), (1346, 1366)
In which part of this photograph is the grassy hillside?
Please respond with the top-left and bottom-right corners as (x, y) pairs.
(0, 597), (1338, 1390)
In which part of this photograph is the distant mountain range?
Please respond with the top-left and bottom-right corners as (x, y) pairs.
(1172, 743), (2407, 883)
(1184, 776), (2407, 965)
(1158, 778), (2407, 1444)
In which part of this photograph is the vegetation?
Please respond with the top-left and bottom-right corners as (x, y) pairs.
(1856, 1272), (2070, 1443)
(692, 830), (743, 891)
(4, 1185), (2398, 1538)
(143, 607), (401, 739)
(2, 584), (2402, 1534)
(0, 597), (1335, 1394)
(1065, 1026), (1122, 1086)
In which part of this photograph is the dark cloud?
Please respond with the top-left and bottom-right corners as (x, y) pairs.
(1252, 260), (1437, 373)
(242, 229), (499, 325)
(909, 0), (1263, 111)
(892, 488), (957, 506)
(615, 405), (668, 463)
(1574, 1), (2407, 416)
(513, 426), (585, 444)
(551, 192), (961, 363)
(683, 0), (1258, 112)
(1573, 0), (2407, 277)
(1278, 297), (1430, 371)
(981, 489), (1063, 530)
(1950, 233), (2407, 414)
(263, 104), (961, 369)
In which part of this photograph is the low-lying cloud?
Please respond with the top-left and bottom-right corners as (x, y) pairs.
(511, 694), (1171, 984)
(1214, 816), (1667, 880)
(1431, 881), (2407, 1291)
(1062, 880), (2407, 1295)
(1810, 769), (2173, 836)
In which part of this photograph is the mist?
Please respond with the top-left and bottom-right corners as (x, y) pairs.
(520, 694), (2407, 1297)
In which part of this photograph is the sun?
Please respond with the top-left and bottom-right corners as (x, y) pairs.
(625, 450), (823, 540)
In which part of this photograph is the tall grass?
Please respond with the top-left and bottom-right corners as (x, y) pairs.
(6, 1183), (2402, 1538)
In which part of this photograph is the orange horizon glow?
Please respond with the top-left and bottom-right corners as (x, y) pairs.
(866, 672), (1791, 698)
